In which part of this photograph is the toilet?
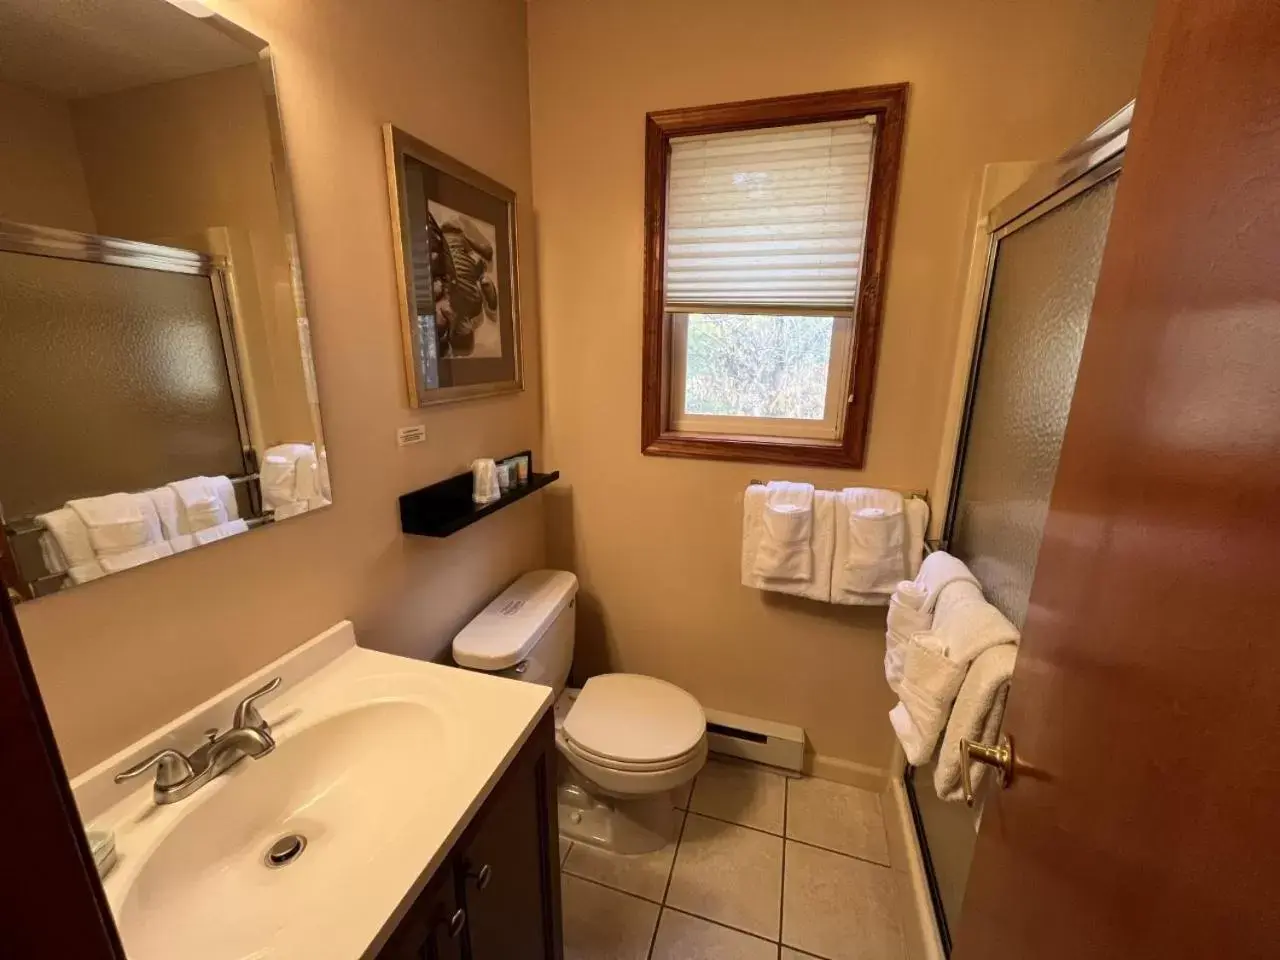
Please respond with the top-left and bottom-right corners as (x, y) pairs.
(452, 569), (707, 854)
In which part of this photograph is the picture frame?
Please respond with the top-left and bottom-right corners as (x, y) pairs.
(383, 124), (524, 406)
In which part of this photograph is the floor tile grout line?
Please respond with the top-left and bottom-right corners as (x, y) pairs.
(661, 904), (784, 949)
(779, 777), (789, 946)
(563, 871), (666, 907)
(648, 805), (691, 959)
(677, 808), (892, 869)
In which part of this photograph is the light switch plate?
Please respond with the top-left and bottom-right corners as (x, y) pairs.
(397, 425), (426, 446)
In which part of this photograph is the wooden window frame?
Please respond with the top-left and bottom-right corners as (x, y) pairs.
(641, 84), (908, 469)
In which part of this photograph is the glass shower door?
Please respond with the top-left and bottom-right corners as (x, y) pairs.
(908, 162), (1122, 949)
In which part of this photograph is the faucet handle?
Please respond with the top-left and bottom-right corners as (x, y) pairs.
(114, 749), (194, 790)
(233, 676), (282, 732)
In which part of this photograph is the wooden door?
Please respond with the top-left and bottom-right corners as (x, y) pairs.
(954, 0), (1280, 956)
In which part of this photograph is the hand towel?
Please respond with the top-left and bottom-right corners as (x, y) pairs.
(98, 541), (174, 574)
(210, 475), (240, 521)
(832, 488), (918, 605)
(885, 581), (932, 694)
(66, 494), (154, 556)
(892, 633), (968, 764)
(934, 643), (1018, 802)
(742, 485), (834, 602)
(167, 477), (229, 532)
(752, 481), (815, 581)
(914, 551), (980, 614)
(36, 508), (105, 583)
(193, 519), (250, 545)
(144, 488), (184, 539)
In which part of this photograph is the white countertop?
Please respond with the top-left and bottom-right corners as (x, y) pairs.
(73, 621), (553, 959)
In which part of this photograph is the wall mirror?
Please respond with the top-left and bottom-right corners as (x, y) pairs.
(0, 0), (329, 603)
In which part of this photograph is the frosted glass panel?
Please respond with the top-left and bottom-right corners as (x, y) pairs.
(950, 175), (1120, 626)
(911, 172), (1120, 948)
(0, 252), (244, 516)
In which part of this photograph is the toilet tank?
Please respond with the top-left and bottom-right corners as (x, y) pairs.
(452, 570), (578, 692)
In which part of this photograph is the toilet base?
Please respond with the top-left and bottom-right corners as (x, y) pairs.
(556, 770), (681, 854)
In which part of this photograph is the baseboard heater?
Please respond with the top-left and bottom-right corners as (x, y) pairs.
(703, 707), (806, 773)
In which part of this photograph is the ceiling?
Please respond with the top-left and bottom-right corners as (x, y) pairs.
(0, 0), (258, 100)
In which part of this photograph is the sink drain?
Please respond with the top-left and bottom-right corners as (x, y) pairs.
(264, 834), (307, 868)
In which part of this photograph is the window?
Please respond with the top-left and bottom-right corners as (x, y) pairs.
(642, 85), (907, 468)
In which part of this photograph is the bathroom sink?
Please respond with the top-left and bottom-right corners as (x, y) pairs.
(75, 622), (553, 959)
(116, 701), (450, 960)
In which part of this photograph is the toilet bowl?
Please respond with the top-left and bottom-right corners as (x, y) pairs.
(452, 570), (706, 853)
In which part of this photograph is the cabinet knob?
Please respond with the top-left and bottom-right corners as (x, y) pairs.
(446, 908), (466, 939)
(469, 863), (493, 891)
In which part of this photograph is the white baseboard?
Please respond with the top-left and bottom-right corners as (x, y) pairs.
(804, 753), (889, 792)
(882, 768), (945, 960)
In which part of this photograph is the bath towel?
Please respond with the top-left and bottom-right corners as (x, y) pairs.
(934, 643), (1018, 802)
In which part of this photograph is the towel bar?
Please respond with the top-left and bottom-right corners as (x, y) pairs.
(747, 479), (929, 502)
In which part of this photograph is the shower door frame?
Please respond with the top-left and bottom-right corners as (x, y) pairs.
(907, 101), (1133, 955)
(0, 220), (256, 600)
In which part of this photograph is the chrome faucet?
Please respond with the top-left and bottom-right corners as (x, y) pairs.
(114, 677), (281, 805)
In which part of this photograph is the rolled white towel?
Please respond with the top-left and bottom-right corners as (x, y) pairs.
(752, 481), (815, 581)
(885, 588), (933, 694)
(914, 551), (980, 613)
(934, 644), (1018, 802)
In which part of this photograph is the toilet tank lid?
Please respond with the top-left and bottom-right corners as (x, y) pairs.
(452, 570), (578, 671)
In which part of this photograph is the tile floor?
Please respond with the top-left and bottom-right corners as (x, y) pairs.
(560, 758), (905, 960)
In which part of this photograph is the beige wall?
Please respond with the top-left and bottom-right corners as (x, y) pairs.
(527, 0), (1154, 770)
(18, 0), (545, 776)
(71, 63), (314, 447)
(0, 80), (96, 232)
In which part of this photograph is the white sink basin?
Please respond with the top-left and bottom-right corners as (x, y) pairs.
(74, 621), (552, 959)
(118, 701), (448, 960)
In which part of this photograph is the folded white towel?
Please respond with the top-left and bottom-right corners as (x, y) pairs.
(36, 508), (105, 583)
(833, 489), (929, 605)
(98, 541), (174, 574)
(934, 643), (1018, 802)
(931, 593), (1020, 666)
(66, 493), (158, 556)
(210, 475), (239, 521)
(169, 534), (197, 553)
(884, 583), (933, 694)
(889, 573), (1020, 764)
(193, 519), (250, 545)
(914, 551), (980, 614)
(742, 485), (834, 602)
(167, 477), (229, 532)
(144, 488), (184, 539)
(892, 634), (969, 763)
(752, 481), (815, 581)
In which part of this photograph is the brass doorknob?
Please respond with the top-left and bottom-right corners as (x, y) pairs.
(959, 734), (1014, 807)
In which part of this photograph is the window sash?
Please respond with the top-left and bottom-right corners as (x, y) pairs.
(668, 310), (855, 441)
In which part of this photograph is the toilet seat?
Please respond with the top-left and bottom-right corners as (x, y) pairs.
(557, 674), (708, 797)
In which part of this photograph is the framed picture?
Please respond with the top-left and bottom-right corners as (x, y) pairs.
(383, 124), (523, 406)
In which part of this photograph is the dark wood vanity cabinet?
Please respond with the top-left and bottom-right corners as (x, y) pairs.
(378, 712), (563, 960)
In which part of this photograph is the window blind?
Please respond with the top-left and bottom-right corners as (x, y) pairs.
(664, 118), (875, 309)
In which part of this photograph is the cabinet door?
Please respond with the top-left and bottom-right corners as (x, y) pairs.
(378, 869), (466, 960)
(457, 718), (562, 960)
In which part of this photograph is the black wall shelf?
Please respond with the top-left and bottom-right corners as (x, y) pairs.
(399, 450), (559, 538)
